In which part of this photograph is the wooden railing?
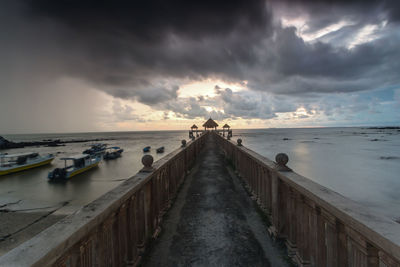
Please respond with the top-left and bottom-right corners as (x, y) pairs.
(215, 133), (400, 267)
(0, 132), (209, 267)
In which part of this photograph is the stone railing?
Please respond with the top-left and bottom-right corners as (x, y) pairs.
(215, 133), (400, 267)
(0, 132), (208, 267)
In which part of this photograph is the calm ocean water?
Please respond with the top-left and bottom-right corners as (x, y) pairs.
(1, 128), (399, 221)
(0, 131), (189, 214)
(234, 127), (400, 220)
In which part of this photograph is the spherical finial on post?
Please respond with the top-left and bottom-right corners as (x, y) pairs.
(274, 153), (291, 171)
(237, 139), (242, 146)
(181, 140), (187, 147)
(275, 153), (288, 165)
(141, 155), (154, 172)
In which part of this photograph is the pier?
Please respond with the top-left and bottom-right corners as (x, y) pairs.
(144, 133), (288, 266)
(1, 129), (400, 266)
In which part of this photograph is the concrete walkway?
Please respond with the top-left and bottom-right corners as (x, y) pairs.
(144, 134), (290, 267)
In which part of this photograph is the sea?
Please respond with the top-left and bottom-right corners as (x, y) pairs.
(0, 127), (399, 221)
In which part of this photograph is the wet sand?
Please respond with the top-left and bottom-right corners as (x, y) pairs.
(0, 212), (66, 256)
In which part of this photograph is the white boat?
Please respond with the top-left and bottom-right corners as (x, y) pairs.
(48, 154), (101, 180)
(0, 152), (55, 176)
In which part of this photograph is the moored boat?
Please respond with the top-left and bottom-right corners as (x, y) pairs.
(156, 146), (165, 153)
(0, 152), (55, 176)
(48, 154), (101, 180)
(143, 146), (151, 152)
(103, 147), (124, 160)
(83, 143), (107, 155)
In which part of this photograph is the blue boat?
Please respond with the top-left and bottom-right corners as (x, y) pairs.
(143, 146), (151, 152)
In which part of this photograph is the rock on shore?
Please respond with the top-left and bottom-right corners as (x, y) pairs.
(0, 136), (114, 150)
(0, 136), (23, 149)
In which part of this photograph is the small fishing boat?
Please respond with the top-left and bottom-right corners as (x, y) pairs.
(48, 154), (101, 180)
(143, 146), (151, 152)
(83, 143), (107, 155)
(103, 147), (124, 160)
(156, 146), (165, 153)
(0, 152), (54, 176)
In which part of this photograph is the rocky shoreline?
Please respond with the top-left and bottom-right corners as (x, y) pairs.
(0, 136), (114, 150)
(366, 126), (400, 130)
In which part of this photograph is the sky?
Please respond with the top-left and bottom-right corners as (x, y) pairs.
(0, 0), (400, 133)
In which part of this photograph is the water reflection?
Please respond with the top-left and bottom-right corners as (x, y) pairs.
(239, 127), (400, 220)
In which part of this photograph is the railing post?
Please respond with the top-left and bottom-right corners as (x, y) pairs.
(269, 170), (280, 238)
(264, 169), (272, 214)
(337, 221), (348, 266)
(315, 206), (326, 266)
(295, 195), (312, 266)
(260, 167), (267, 210)
(136, 189), (146, 251)
(286, 187), (297, 259)
(366, 244), (379, 267)
(127, 195), (138, 265)
(322, 210), (338, 267)
(117, 203), (128, 265)
(306, 200), (318, 266)
(346, 227), (380, 266)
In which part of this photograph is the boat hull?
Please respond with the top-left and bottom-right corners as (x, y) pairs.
(104, 150), (123, 160)
(67, 162), (100, 178)
(0, 157), (54, 176)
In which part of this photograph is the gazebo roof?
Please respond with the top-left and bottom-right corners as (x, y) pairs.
(222, 124), (230, 128)
(191, 124), (198, 129)
(202, 118), (219, 128)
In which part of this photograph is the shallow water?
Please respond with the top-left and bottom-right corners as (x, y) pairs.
(234, 127), (400, 220)
(0, 131), (189, 214)
(1, 128), (399, 221)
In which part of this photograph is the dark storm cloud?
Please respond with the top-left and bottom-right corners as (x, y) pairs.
(136, 85), (179, 105)
(2, 0), (400, 119)
(271, 27), (385, 78)
(16, 0), (271, 104)
(26, 0), (269, 39)
(245, 25), (400, 95)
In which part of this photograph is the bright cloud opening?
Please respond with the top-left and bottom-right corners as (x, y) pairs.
(178, 79), (246, 98)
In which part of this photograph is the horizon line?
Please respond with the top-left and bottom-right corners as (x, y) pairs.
(2, 124), (399, 136)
